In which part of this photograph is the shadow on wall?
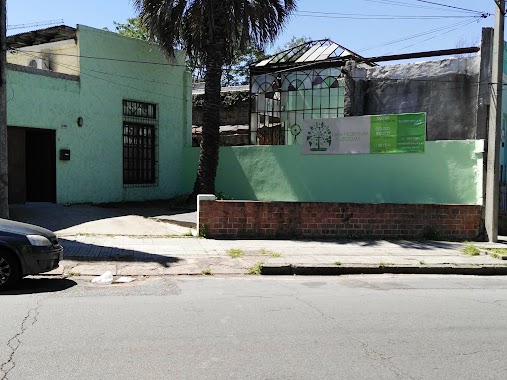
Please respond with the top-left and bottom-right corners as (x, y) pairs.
(215, 142), (479, 204)
(215, 147), (258, 200)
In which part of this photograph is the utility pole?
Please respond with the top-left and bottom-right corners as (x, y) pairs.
(485, 0), (505, 242)
(0, 0), (8, 219)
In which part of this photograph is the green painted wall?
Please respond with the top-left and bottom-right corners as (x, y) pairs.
(7, 25), (191, 204)
(183, 140), (483, 205)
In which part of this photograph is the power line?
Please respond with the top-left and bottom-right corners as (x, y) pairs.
(356, 18), (480, 54)
(19, 50), (189, 102)
(362, 0), (487, 15)
(412, 0), (487, 15)
(295, 10), (478, 19)
(12, 16), (479, 72)
(7, 19), (64, 30)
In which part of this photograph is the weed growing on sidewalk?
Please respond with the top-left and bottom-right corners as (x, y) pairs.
(419, 260), (427, 265)
(201, 267), (213, 275)
(479, 247), (507, 260)
(199, 224), (209, 238)
(227, 248), (244, 258)
(334, 261), (342, 266)
(66, 271), (81, 277)
(260, 249), (281, 257)
(247, 262), (264, 275)
(183, 229), (193, 237)
(378, 262), (394, 267)
(462, 243), (480, 256)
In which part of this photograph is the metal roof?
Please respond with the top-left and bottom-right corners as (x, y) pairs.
(6, 25), (77, 49)
(254, 39), (369, 69)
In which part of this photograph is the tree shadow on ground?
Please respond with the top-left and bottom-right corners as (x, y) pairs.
(0, 278), (77, 296)
(60, 239), (182, 268)
(326, 239), (464, 250)
(9, 201), (196, 233)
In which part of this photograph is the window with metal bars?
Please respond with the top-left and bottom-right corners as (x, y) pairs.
(122, 100), (158, 186)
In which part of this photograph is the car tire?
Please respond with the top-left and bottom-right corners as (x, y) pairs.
(0, 250), (20, 290)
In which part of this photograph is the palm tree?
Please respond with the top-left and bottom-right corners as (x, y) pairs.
(133, 0), (297, 198)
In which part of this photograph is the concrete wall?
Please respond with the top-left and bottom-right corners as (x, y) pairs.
(183, 140), (483, 205)
(7, 25), (192, 204)
(363, 57), (480, 141)
(7, 40), (80, 76)
(192, 90), (250, 126)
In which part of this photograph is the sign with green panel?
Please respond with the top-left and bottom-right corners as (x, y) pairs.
(370, 113), (425, 153)
(302, 112), (426, 155)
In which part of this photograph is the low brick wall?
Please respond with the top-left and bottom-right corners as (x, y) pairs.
(199, 201), (484, 241)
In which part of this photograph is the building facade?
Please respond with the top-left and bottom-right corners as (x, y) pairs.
(6, 25), (191, 204)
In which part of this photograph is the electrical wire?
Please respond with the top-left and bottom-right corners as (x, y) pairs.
(19, 50), (189, 102)
(356, 18), (481, 54)
(412, 0), (486, 15)
(295, 10), (476, 20)
(362, 0), (485, 14)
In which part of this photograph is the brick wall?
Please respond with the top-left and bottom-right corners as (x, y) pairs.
(199, 201), (484, 241)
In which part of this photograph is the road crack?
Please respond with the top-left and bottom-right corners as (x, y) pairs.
(1, 297), (48, 380)
(293, 295), (335, 321)
(357, 340), (417, 380)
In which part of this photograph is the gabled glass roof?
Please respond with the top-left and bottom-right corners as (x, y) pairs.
(254, 39), (369, 68)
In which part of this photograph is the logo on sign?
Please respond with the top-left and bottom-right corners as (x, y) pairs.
(307, 121), (332, 152)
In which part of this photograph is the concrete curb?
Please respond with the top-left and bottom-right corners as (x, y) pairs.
(261, 264), (507, 276)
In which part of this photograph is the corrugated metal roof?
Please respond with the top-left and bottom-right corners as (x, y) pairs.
(6, 25), (77, 49)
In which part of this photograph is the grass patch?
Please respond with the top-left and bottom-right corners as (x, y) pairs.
(334, 261), (342, 266)
(199, 224), (208, 238)
(461, 243), (480, 256)
(227, 248), (244, 258)
(66, 271), (81, 277)
(201, 267), (213, 276)
(479, 247), (507, 260)
(260, 249), (281, 258)
(246, 262), (264, 275)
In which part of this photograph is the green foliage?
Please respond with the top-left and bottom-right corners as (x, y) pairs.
(247, 262), (264, 275)
(273, 36), (312, 54)
(201, 267), (213, 275)
(260, 249), (281, 258)
(478, 247), (507, 259)
(114, 17), (149, 40)
(227, 248), (244, 258)
(199, 224), (208, 238)
(334, 261), (342, 266)
(222, 44), (268, 86)
(461, 243), (480, 256)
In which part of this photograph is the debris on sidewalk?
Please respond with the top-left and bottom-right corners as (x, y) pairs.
(114, 276), (135, 284)
(91, 271), (114, 284)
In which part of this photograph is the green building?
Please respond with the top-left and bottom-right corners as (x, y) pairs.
(6, 25), (191, 204)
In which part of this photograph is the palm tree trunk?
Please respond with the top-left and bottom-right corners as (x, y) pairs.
(191, 33), (225, 197)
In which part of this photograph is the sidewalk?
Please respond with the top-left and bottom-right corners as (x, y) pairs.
(51, 235), (507, 277)
(10, 202), (507, 277)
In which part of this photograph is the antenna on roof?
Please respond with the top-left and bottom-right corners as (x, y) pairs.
(7, 19), (64, 30)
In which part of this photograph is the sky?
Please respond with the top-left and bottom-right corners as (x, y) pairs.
(5, 0), (499, 58)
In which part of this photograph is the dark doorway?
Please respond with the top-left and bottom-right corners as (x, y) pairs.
(8, 127), (56, 204)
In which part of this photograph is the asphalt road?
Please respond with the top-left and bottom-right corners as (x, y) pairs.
(1, 275), (507, 380)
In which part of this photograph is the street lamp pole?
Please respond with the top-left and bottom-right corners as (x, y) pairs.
(0, 0), (8, 219)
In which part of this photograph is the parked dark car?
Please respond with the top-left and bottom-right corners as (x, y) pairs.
(0, 218), (63, 289)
